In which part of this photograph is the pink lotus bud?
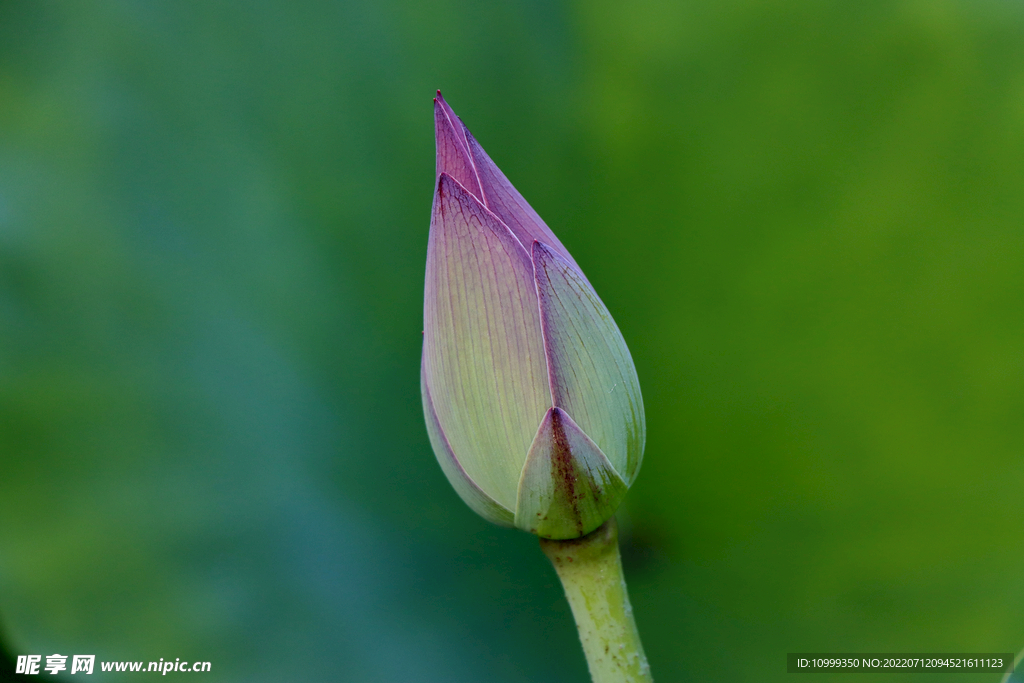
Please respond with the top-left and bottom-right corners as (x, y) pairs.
(421, 92), (645, 539)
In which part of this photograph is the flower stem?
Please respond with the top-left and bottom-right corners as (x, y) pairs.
(540, 518), (653, 683)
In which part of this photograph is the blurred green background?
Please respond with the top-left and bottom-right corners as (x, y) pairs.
(1, 1), (1022, 681)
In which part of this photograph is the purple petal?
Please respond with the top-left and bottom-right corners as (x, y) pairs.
(422, 173), (551, 511)
(434, 93), (484, 202)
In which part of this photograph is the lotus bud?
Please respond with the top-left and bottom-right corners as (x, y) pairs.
(421, 92), (645, 540)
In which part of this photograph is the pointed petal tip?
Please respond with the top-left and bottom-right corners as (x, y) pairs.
(436, 171), (456, 195)
(434, 91), (455, 118)
(436, 170), (458, 191)
(515, 407), (628, 539)
(530, 239), (560, 265)
(435, 173), (477, 211)
(434, 100), (486, 200)
(432, 171), (533, 270)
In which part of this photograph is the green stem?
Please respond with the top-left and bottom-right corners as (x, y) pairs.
(540, 518), (653, 683)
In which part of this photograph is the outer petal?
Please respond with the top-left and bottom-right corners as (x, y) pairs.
(422, 173), (551, 511)
(515, 407), (628, 539)
(421, 356), (514, 526)
(532, 241), (645, 484)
